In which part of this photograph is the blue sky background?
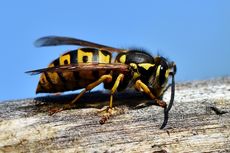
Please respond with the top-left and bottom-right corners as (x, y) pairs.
(0, 0), (230, 101)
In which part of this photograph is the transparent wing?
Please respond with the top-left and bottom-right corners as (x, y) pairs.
(26, 63), (129, 75)
(34, 36), (126, 53)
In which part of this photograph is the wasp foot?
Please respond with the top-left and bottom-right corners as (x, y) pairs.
(98, 107), (125, 124)
(99, 107), (115, 124)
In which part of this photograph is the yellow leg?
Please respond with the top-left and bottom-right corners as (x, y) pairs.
(70, 74), (112, 106)
(109, 73), (124, 108)
(99, 73), (124, 124)
(135, 80), (166, 108)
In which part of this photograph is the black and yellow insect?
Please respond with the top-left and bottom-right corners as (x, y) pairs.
(26, 36), (176, 129)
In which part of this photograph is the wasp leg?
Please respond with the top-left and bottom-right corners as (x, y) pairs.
(135, 80), (166, 108)
(49, 74), (113, 114)
(99, 73), (124, 124)
(109, 74), (124, 108)
(70, 74), (113, 106)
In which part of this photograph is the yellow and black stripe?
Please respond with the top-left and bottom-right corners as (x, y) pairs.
(36, 48), (112, 93)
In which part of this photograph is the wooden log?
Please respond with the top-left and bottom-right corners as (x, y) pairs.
(0, 77), (230, 152)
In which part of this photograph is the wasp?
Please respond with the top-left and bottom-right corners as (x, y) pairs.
(26, 36), (176, 129)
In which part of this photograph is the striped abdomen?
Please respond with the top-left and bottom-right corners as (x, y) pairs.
(36, 48), (112, 93)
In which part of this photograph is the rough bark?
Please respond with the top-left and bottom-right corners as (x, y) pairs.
(0, 77), (230, 153)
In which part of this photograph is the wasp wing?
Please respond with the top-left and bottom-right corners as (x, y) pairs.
(34, 36), (126, 53)
(26, 63), (129, 75)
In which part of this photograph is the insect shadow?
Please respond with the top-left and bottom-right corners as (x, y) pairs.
(34, 90), (159, 111)
(32, 90), (170, 129)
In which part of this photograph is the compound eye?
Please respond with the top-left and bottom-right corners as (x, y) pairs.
(159, 65), (167, 86)
(160, 65), (166, 74)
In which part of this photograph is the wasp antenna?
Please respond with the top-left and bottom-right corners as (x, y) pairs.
(160, 74), (175, 129)
(160, 109), (169, 129)
(167, 74), (175, 112)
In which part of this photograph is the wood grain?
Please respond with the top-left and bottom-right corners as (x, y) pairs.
(0, 77), (230, 153)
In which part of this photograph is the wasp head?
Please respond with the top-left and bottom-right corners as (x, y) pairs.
(148, 56), (176, 96)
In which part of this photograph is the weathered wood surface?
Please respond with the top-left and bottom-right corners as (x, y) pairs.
(0, 77), (230, 153)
